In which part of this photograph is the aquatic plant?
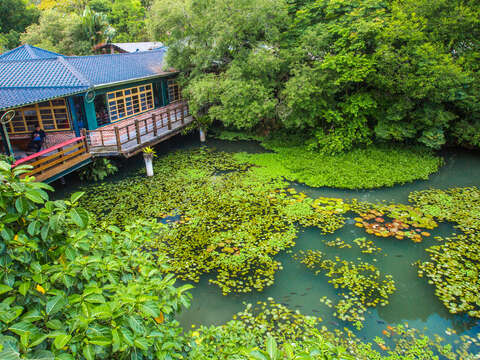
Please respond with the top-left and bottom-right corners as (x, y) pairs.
(233, 141), (443, 189)
(294, 250), (395, 328)
(410, 187), (480, 318)
(188, 300), (480, 359)
(351, 202), (437, 242)
(409, 187), (480, 234)
(79, 148), (347, 294)
(78, 157), (118, 182)
(353, 237), (381, 254)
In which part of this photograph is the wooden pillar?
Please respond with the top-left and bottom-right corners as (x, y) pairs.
(114, 127), (121, 152)
(135, 119), (141, 144)
(81, 128), (89, 153)
(180, 104), (185, 125)
(167, 110), (172, 130)
(152, 114), (158, 136)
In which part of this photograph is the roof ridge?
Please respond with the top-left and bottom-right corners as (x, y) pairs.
(65, 47), (166, 60)
(24, 44), (36, 59)
(57, 56), (92, 87)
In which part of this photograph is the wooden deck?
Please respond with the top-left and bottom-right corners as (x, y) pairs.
(12, 136), (92, 183)
(9, 102), (193, 183)
(87, 102), (193, 157)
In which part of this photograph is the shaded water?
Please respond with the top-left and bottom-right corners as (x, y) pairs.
(54, 134), (480, 346)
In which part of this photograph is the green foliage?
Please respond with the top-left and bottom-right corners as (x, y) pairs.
(148, 0), (480, 150)
(79, 149), (346, 295)
(81, 6), (115, 47)
(294, 250), (396, 328)
(233, 137), (443, 189)
(142, 146), (156, 156)
(0, 161), (192, 359)
(0, 0), (39, 49)
(21, 9), (92, 55)
(410, 187), (480, 317)
(78, 158), (118, 182)
(108, 0), (147, 42)
(149, 0), (288, 130)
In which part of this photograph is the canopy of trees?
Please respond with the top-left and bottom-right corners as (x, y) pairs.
(149, 0), (480, 152)
(18, 0), (150, 55)
(0, 0), (39, 50)
(2, 0), (480, 152)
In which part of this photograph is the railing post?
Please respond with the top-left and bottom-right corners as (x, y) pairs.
(167, 110), (172, 130)
(180, 104), (185, 125)
(152, 114), (158, 136)
(58, 147), (65, 165)
(135, 119), (141, 144)
(100, 130), (105, 146)
(115, 126), (122, 152)
(81, 129), (90, 153)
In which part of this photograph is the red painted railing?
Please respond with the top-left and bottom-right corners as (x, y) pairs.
(12, 135), (91, 182)
(13, 136), (86, 167)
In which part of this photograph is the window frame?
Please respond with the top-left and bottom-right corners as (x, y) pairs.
(167, 79), (182, 103)
(106, 83), (154, 123)
(6, 99), (72, 135)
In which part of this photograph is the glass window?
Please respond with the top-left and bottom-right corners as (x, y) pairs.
(106, 83), (154, 122)
(167, 79), (182, 103)
(3, 99), (71, 134)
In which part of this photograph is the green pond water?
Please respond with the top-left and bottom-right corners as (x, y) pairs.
(54, 134), (480, 347)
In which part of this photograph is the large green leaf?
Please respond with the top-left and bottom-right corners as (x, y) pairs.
(69, 208), (89, 228)
(82, 344), (95, 360)
(53, 333), (71, 350)
(0, 284), (12, 295)
(46, 295), (67, 316)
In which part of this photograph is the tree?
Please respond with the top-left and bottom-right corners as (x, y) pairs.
(21, 9), (92, 55)
(81, 6), (115, 47)
(0, 0), (39, 49)
(108, 0), (147, 42)
(148, 0), (480, 152)
(149, 0), (289, 131)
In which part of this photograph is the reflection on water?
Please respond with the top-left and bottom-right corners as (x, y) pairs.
(53, 134), (480, 345)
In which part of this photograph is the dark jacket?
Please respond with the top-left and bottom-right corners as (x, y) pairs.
(31, 129), (46, 143)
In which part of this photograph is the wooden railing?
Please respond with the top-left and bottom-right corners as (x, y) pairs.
(87, 102), (191, 155)
(12, 136), (91, 182)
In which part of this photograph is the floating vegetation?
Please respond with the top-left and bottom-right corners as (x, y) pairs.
(293, 250), (395, 328)
(236, 299), (320, 342)
(195, 300), (480, 359)
(325, 237), (352, 249)
(410, 187), (480, 318)
(352, 203), (437, 242)
(409, 187), (480, 234)
(79, 148), (347, 295)
(233, 138), (443, 189)
(353, 237), (382, 254)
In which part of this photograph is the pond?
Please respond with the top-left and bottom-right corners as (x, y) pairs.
(54, 134), (480, 347)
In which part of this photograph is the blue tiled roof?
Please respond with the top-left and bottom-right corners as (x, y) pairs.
(0, 44), (61, 61)
(0, 45), (171, 111)
(65, 49), (169, 86)
(0, 87), (89, 110)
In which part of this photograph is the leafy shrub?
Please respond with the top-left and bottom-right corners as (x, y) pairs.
(0, 161), (191, 359)
(79, 158), (118, 182)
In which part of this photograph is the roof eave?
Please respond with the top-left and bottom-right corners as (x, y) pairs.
(0, 87), (91, 112)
